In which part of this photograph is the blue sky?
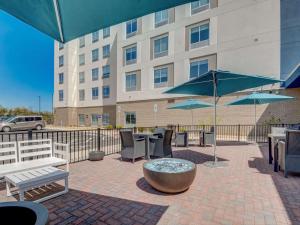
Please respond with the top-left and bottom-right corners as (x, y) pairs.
(0, 11), (53, 112)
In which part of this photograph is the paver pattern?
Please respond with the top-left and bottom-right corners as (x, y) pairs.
(1, 142), (300, 225)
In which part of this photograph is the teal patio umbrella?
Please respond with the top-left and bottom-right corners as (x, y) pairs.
(0, 0), (194, 43)
(164, 70), (282, 167)
(168, 99), (213, 126)
(225, 92), (294, 142)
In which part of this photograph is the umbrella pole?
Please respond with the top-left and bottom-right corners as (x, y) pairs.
(213, 76), (217, 163)
(254, 100), (257, 143)
(191, 109), (194, 127)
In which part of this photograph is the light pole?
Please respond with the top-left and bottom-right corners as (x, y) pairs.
(38, 96), (41, 114)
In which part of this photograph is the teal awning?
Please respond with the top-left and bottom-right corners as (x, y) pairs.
(225, 93), (294, 106)
(164, 70), (282, 97)
(168, 99), (213, 110)
(0, 0), (194, 43)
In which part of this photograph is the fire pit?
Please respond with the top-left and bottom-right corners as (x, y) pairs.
(143, 158), (196, 193)
(0, 201), (49, 225)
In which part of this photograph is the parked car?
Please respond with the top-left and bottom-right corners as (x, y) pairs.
(0, 116), (46, 132)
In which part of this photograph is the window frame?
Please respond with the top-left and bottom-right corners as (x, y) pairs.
(102, 44), (110, 58)
(154, 67), (168, 88)
(92, 31), (99, 43)
(78, 114), (85, 126)
(191, 0), (210, 15)
(79, 53), (85, 66)
(92, 49), (99, 62)
(79, 89), (85, 101)
(125, 112), (136, 126)
(102, 86), (110, 98)
(126, 19), (138, 38)
(155, 9), (169, 27)
(92, 68), (99, 81)
(58, 55), (64, 67)
(153, 35), (169, 58)
(58, 42), (64, 50)
(58, 90), (64, 102)
(189, 59), (209, 79)
(79, 36), (85, 48)
(125, 45), (137, 65)
(103, 27), (110, 38)
(189, 22), (210, 49)
(79, 72), (85, 84)
(125, 73), (137, 92)
(102, 65), (110, 78)
(58, 73), (64, 84)
(92, 87), (99, 100)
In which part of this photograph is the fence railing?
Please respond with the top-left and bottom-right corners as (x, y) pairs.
(0, 124), (296, 163)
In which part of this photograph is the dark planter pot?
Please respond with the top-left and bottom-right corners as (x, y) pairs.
(175, 132), (188, 147)
(89, 151), (105, 161)
(0, 201), (49, 225)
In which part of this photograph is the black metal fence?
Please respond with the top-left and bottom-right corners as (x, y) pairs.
(0, 124), (296, 163)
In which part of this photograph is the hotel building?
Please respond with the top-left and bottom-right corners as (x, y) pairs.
(54, 0), (300, 127)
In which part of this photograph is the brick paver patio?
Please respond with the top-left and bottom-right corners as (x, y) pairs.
(1, 142), (300, 225)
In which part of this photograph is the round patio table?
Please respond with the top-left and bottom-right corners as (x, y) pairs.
(143, 158), (196, 193)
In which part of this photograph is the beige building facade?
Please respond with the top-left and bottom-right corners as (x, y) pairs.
(54, 0), (300, 127)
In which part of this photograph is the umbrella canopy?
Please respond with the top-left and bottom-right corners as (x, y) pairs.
(225, 92), (294, 105)
(165, 70), (282, 97)
(164, 70), (282, 167)
(0, 0), (194, 43)
(168, 99), (213, 110)
(168, 99), (213, 126)
(225, 92), (294, 142)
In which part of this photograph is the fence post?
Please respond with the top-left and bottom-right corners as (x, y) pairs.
(28, 130), (33, 140)
(237, 125), (240, 142)
(97, 128), (100, 151)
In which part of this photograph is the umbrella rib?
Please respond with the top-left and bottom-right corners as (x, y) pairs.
(53, 0), (64, 43)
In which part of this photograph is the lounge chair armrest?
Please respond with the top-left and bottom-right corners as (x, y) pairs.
(135, 138), (145, 142)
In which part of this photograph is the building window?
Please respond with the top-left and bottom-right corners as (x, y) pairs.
(58, 90), (64, 101)
(102, 86), (110, 98)
(191, 0), (209, 14)
(125, 46), (137, 65)
(58, 73), (64, 84)
(79, 89), (85, 101)
(59, 42), (64, 50)
(102, 113), (110, 126)
(126, 19), (137, 37)
(91, 114), (99, 126)
(103, 45), (110, 58)
(154, 67), (168, 88)
(92, 68), (99, 81)
(79, 36), (85, 48)
(78, 114), (85, 126)
(155, 10), (168, 27)
(102, 65), (110, 78)
(190, 59), (208, 79)
(92, 31), (99, 43)
(92, 87), (99, 100)
(103, 27), (110, 38)
(125, 112), (136, 126)
(59, 55), (64, 67)
(190, 23), (209, 48)
(79, 54), (85, 66)
(126, 73), (137, 92)
(92, 49), (99, 62)
(154, 36), (168, 58)
(79, 72), (85, 84)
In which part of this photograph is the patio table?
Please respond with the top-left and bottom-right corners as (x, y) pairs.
(134, 133), (154, 160)
(268, 133), (285, 165)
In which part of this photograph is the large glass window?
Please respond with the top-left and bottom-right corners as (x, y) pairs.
(190, 23), (209, 47)
(103, 45), (110, 58)
(126, 19), (137, 37)
(102, 86), (110, 98)
(155, 10), (168, 27)
(102, 113), (110, 126)
(103, 27), (110, 38)
(126, 73), (137, 92)
(92, 31), (99, 43)
(102, 65), (110, 78)
(79, 54), (85, 66)
(125, 46), (137, 64)
(58, 73), (64, 84)
(92, 68), (99, 81)
(59, 55), (64, 67)
(79, 89), (85, 101)
(92, 49), (99, 62)
(191, 0), (209, 14)
(91, 114), (99, 126)
(125, 112), (136, 126)
(78, 114), (85, 126)
(154, 67), (168, 88)
(79, 36), (85, 48)
(190, 59), (209, 79)
(92, 87), (99, 100)
(79, 72), (85, 84)
(59, 90), (64, 101)
(154, 36), (168, 58)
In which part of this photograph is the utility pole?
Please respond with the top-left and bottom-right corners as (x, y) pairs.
(38, 96), (41, 114)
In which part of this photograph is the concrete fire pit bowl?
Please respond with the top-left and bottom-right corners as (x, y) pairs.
(143, 158), (196, 193)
